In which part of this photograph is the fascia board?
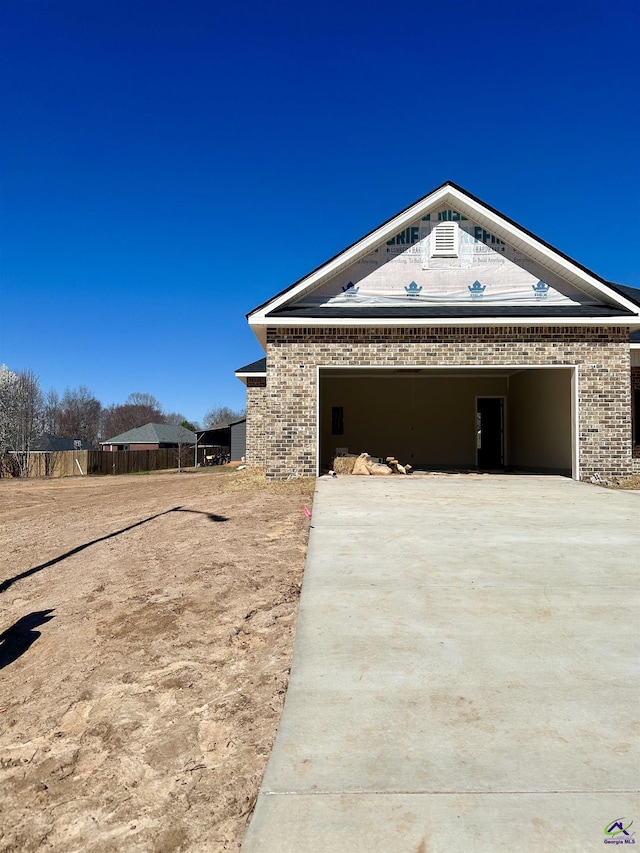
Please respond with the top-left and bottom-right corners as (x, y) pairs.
(100, 441), (151, 446)
(250, 315), (639, 328)
(234, 371), (267, 386)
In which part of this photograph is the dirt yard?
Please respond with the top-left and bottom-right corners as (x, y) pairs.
(0, 468), (315, 853)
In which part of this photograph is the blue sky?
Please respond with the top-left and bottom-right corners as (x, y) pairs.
(1, 0), (638, 423)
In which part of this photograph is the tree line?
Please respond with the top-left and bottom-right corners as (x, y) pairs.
(0, 365), (245, 456)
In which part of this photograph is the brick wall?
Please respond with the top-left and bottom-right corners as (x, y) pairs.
(245, 377), (267, 466)
(248, 326), (632, 480)
(632, 366), (640, 471)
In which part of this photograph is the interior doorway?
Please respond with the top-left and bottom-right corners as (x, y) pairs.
(476, 397), (505, 469)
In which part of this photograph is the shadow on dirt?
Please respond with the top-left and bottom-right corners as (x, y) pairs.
(174, 508), (229, 523)
(0, 609), (56, 669)
(0, 506), (229, 595)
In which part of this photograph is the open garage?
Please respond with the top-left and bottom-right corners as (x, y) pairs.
(319, 366), (575, 477)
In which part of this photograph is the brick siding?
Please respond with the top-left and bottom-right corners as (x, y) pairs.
(245, 377), (267, 467)
(245, 325), (632, 481)
(632, 365), (640, 471)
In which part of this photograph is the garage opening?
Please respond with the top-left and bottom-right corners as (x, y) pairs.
(318, 366), (575, 477)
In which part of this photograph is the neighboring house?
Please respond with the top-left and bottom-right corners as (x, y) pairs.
(31, 434), (96, 451)
(101, 423), (196, 451)
(236, 182), (640, 481)
(4, 434), (95, 477)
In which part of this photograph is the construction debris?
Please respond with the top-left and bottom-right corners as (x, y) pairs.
(333, 452), (413, 476)
(386, 457), (412, 475)
(590, 472), (613, 486)
(367, 460), (393, 476)
(352, 453), (373, 475)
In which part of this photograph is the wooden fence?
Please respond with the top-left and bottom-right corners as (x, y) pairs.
(3, 448), (196, 478)
(87, 448), (194, 476)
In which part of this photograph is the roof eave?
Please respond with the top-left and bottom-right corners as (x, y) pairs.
(234, 369), (267, 386)
(250, 314), (640, 328)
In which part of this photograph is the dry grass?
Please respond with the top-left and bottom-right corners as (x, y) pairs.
(213, 467), (315, 496)
(332, 457), (356, 475)
(609, 472), (640, 490)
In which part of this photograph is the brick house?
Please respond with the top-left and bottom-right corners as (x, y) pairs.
(236, 183), (640, 481)
(101, 423), (196, 451)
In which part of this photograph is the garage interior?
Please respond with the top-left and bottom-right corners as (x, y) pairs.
(319, 367), (574, 477)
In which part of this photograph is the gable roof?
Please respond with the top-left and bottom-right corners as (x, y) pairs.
(101, 423), (196, 445)
(247, 182), (640, 345)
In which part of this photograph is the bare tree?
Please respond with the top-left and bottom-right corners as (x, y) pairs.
(164, 411), (188, 426)
(203, 404), (245, 428)
(101, 393), (166, 439)
(58, 386), (102, 445)
(126, 392), (163, 411)
(173, 427), (196, 473)
(42, 388), (61, 435)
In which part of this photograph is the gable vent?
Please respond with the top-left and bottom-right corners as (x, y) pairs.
(431, 221), (459, 257)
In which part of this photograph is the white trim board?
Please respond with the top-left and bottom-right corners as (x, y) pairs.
(235, 370), (267, 386)
(250, 316), (638, 348)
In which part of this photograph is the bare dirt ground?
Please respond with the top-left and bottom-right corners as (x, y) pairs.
(0, 468), (315, 853)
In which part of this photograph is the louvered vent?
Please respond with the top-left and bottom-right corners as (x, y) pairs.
(431, 221), (459, 257)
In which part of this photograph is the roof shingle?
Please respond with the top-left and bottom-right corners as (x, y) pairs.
(101, 423), (196, 445)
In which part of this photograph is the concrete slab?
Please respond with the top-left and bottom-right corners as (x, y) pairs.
(243, 477), (640, 852)
(245, 793), (640, 853)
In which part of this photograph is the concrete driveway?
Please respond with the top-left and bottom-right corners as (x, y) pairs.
(243, 476), (640, 852)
